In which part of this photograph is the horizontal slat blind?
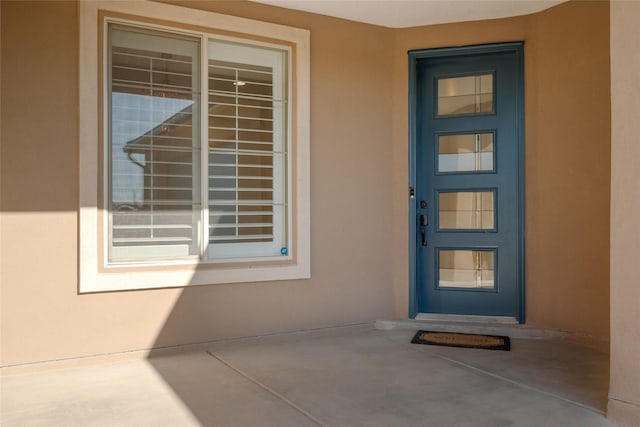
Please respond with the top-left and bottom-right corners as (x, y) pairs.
(206, 40), (288, 259)
(208, 59), (275, 244)
(109, 27), (201, 261)
(107, 25), (289, 263)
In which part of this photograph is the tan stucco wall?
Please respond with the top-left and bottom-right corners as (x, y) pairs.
(527, 1), (611, 342)
(608, 1), (640, 425)
(391, 0), (611, 339)
(0, 0), (395, 366)
(1, 0), (611, 366)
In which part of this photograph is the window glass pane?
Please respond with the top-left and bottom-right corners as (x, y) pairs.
(437, 74), (493, 116)
(438, 191), (494, 230)
(207, 40), (288, 259)
(439, 250), (495, 289)
(109, 26), (201, 261)
(438, 133), (494, 172)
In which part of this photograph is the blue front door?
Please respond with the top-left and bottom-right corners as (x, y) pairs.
(411, 44), (524, 320)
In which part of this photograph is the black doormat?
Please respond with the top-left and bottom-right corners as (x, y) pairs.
(411, 330), (511, 351)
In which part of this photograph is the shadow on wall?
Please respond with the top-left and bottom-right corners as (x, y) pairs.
(142, 207), (396, 424)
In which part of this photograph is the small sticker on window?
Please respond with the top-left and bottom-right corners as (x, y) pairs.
(281, 247), (288, 255)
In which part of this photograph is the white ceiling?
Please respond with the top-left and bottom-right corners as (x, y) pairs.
(251, 0), (567, 28)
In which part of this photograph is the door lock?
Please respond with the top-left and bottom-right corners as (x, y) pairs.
(420, 214), (428, 246)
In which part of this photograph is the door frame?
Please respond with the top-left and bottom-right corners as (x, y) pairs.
(408, 42), (526, 322)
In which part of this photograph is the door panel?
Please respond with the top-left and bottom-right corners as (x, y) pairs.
(413, 45), (523, 319)
(437, 132), (495, 173)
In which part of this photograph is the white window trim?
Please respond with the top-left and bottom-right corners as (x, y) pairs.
(79, 0), (310, 292)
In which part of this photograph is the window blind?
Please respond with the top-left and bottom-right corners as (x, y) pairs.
(107, 26), (288, 263)
(207, 41), (287, 260)
(109, 27), (201, 261)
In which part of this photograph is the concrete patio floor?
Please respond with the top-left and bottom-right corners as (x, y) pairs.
(1, 325), (612, 426)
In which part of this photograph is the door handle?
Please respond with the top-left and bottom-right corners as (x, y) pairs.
(419, 214), (428, 246)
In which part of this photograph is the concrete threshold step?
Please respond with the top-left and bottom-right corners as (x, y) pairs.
(375, 319), (569, 339)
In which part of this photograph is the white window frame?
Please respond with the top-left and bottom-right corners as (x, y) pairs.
(79, 0), (310, 292)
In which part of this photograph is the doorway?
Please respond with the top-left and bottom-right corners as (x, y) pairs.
(409, 43), (524, 322)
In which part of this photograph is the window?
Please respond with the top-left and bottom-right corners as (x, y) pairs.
(80, 1), (310, 292)
(108, 25), (288, 263)
(109, 26), (203, 262)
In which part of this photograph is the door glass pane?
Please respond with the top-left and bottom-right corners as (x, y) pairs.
(439, 249), (495, 289)
(439, 191), (494, 230)
(438, 133), (494, 173)
(437, 74), (493, 116)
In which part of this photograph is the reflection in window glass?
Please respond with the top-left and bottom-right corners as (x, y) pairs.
(438, 133), (494, 173)
(439, 249), (495, 289)
(437, 74), (493, 116)
(109, 26), (201, 261)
